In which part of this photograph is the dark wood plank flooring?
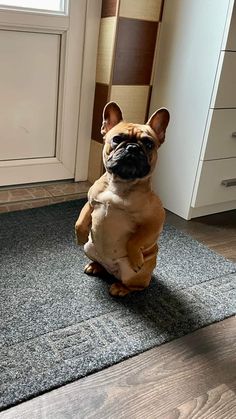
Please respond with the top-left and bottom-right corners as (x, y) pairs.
(2, 209), (236, 419)
(166, 209), (236, 262)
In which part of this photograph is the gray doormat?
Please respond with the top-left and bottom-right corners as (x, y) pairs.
(0, 200), (236, 410)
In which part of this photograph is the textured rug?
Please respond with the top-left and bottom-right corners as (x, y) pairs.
(0, 200), (236, 410)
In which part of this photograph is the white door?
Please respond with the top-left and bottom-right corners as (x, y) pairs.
(0, 0), (87, 186)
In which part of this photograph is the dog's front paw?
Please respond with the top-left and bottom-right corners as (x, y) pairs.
(127, 249), (144, 272)
(75, 222), (89, 245)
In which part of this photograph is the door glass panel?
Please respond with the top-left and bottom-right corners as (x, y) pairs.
(0, 0), (66, 13)
(0, 30), (60, 160)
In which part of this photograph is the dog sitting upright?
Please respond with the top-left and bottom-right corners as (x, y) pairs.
(75, 102), (169, 296)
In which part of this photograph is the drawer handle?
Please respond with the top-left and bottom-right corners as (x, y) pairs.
(221, 178), (236, 187)
(232, 132), (236, 137)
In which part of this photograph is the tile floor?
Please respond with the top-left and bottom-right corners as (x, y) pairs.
(0, 181), (91, 213)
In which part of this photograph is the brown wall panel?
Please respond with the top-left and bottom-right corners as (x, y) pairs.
(88, 0), (164, 181)
(101, 0), (117, 18)
(113, 18), (158, 85)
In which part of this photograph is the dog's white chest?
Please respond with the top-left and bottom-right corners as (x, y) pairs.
(94, 189), (128, 226)
(90, 188), (133, 259)
(97, 189), (125, 209)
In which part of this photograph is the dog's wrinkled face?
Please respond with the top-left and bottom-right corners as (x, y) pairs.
(101, 102), (169, 181)
(104, 123), (158, 180)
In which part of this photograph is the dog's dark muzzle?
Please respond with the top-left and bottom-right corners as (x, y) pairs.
(106, 143), (150, 180)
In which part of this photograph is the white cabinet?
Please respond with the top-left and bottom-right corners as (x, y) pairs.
(192, 159), (236, 207)
(211, 52), (236, 108)
(150, 0), (236, 219)
(202, 109), (236, 160)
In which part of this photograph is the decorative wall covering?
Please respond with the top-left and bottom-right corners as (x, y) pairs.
(88, 0), (164, 183)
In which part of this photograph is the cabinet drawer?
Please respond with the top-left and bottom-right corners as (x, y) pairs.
(202, 109), (236, 160)
(211, 52), (236, 108)
(192, 158), (236, 207)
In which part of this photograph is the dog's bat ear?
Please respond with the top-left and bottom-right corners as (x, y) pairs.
(101, 102), (123, 135)
(147, 108), (170, 145)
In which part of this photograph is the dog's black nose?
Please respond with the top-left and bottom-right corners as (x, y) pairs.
(126, 143), (139, 152)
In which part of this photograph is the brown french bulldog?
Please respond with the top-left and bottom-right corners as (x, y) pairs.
(75, 102), (169, 296)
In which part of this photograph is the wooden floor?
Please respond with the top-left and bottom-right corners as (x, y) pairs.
(2, 209), (236, 419)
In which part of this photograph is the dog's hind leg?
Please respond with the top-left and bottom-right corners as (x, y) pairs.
(109, 256), (156, 296)
(84, 261), (107, 277)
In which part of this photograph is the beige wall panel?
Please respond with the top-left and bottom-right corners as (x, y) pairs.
(96, 17), (117, 84)
(119, 0), (162, 22)
(110, 85), (150, 123)
(88, 140), (104, 183)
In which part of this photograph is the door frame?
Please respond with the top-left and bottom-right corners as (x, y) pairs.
(75, 0), (102, 182)
(0, 0), (102, 186)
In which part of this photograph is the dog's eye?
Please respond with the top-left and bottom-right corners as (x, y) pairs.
(142, 138), (154, 150)
(111, 135), (124, 147)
